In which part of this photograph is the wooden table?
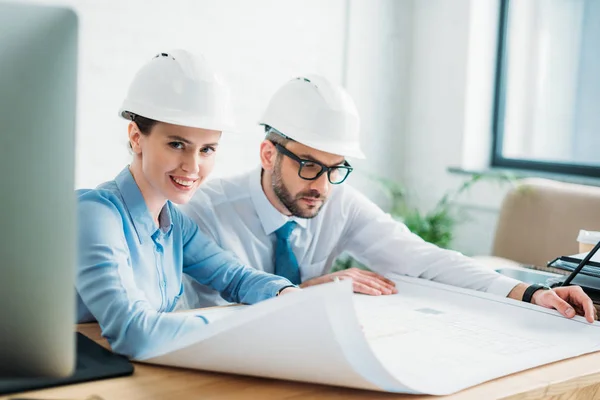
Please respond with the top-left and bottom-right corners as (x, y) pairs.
(3, 323), (600, 400)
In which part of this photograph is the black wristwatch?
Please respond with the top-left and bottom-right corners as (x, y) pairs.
(522, 283), (551, 303)
(276, 285), (297, 296)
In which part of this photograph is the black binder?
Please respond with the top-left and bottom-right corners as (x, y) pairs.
(548, 254), (600, 278)
(548, 246), (600, 303)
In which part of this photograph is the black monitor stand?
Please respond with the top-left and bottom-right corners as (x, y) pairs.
(0, 332), (134, 395)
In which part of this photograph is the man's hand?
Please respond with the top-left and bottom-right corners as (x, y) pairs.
(531, 286), (596, 323)
(300, 268), (398, 295)
(509, 283), (596, 323)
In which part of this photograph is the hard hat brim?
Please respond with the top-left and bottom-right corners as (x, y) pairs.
(260, 122), (365, 159)
(119, 101), (238, 133)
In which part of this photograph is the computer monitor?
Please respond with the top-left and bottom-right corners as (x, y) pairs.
(0, 2), (78, 377)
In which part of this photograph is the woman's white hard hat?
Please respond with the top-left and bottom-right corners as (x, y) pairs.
(119, 49), (235, 132)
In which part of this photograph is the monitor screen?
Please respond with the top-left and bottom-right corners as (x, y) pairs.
(0, 2), (78, 377)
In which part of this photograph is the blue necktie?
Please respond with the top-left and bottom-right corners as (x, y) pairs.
(274, 221), (301, 284)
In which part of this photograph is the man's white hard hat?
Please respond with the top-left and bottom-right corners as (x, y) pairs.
(259, 74), (365, 159)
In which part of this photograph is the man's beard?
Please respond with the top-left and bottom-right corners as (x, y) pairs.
(271, 158), (326, 219)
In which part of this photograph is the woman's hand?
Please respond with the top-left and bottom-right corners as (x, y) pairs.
(278, 287), (302, 296)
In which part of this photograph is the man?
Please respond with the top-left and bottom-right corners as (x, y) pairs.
(179, 74), (596, 322)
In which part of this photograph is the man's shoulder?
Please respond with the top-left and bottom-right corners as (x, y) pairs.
(182, 169), (257, 221)
(321, 182), (386, 223)
(199, 169), (254, 205)
(329, 182), (371, 206)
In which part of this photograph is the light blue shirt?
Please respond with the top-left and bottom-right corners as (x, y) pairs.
(76, 167), (293, 359)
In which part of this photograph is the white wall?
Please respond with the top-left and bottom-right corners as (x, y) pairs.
(341, 0), (414, 208)
(30, 0), (348, 187)
(402, 0), (509, 256)
(30, 0), (502, 255)
(345, 0), (413, 182)
(28, 0), (414, 206)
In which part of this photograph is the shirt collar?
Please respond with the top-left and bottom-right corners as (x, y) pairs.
(115, 167), (174, 244)
(248, 167), (307, 236)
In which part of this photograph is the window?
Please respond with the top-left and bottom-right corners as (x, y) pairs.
(492, 0), (600, 177)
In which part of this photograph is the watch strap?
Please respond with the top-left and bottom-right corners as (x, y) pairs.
(276, 285), (297, 296)
(522, 283), (550, 303)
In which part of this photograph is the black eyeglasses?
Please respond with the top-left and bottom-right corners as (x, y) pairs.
(272, 142), (353, 184)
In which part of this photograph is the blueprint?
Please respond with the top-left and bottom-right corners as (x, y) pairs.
(145, 277), (600, 395)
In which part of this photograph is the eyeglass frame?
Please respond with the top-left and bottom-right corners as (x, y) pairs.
(270, 141), (353, 184)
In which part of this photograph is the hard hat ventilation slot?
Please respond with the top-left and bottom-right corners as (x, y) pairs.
(295, 76), (318, 89)
(154, 53), (175, 60)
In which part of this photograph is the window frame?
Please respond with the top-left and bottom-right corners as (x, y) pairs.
(491, 0), (600, 178)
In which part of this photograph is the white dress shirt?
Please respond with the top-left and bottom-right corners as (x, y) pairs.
(178, 167), (521, 307)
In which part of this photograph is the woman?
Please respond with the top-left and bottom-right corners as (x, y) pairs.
(76, 50), (298, 359)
